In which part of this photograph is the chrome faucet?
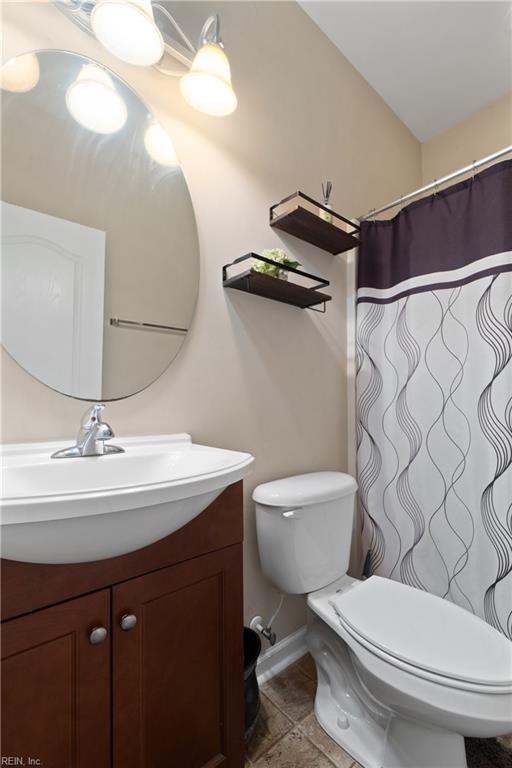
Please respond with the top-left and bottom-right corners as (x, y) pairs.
(51, 404), (125, 459)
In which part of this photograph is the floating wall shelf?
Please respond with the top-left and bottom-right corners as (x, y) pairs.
(222, 253), (332, 311)
(270, 191), (360, 255)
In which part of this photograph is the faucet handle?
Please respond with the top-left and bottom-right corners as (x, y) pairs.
(80, 403), (116, 442)
(80, 403), (105, 429)
(81, 403), (120, 450)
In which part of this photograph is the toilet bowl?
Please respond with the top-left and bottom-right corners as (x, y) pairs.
(254, 472), (512, 768)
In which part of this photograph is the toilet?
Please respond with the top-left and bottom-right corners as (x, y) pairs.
(254, 471), (512, 768)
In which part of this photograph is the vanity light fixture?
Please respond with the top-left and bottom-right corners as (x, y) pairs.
(58, 1), (237, 116)
(66, 63), (128, 134)
(180, 18), (237, 117)
(91, 0), (164, 66)
(0, 52), (40, 93)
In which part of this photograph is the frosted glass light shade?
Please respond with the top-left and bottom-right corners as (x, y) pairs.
(91, 0), (164, 66)
(180, 43), (237, 117)
(0, 53), (40, 93)
(144, 122), (178, 166)
(66, 64), (127, 134)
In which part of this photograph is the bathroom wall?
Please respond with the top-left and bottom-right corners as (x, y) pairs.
(1, 1), (421, 640)
(421, 91), (512, 184)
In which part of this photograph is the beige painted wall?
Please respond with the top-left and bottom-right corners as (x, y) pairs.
(422, 91), (512, 184)
(1, 1), (421, 640)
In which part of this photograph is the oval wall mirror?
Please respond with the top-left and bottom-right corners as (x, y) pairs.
(1, 50), (199, 401)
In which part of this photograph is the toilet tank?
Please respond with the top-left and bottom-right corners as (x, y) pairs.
(253, 472), (358, 595)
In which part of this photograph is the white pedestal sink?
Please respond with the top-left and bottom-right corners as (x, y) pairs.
(1, 434), (254, 564)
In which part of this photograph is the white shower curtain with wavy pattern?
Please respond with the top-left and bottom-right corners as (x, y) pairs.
(356, 159), (512, 638)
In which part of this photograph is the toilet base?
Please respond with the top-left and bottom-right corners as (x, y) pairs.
(307, 618), (468, 768)
(382, 717), (466, 768)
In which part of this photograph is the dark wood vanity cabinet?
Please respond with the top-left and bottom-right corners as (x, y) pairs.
(1, 483), (245, 768)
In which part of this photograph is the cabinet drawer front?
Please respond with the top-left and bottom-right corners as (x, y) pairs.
(1, 590), (111, 768)
(113, 545), (244, 768)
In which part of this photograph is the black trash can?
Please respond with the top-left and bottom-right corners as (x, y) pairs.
(244, 627), (262, 741)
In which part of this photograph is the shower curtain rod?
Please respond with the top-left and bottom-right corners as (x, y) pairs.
(360, 144), (512, 221)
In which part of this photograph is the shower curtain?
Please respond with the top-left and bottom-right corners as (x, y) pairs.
(356, 159), (512, 638)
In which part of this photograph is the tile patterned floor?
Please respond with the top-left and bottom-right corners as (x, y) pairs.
(246, 655), (361, 768)
(246, 654), (512, 768)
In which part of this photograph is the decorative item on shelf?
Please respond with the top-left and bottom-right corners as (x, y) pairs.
(223, 253), (331, 311)
(56, 2), (237, 116)
(319, 181), (333, 224)
(270, 191), (360, 255)
(251, 248), (301, 281)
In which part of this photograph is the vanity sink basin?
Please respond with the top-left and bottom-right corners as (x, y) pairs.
(1, 434), (253, 564)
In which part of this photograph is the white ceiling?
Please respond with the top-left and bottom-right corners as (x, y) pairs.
(299, 1), (512, 141)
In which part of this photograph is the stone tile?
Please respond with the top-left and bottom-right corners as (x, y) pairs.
(466, 737), (512, 768)
(295, 653), (317, 682)
(311, 757), (337, 768)
(299, 713), (354, 767)
(262, 664), (316, 723)
(252, 727), (334, 768)
(497, 733), (512, 751)
(247, 693), (294, 762)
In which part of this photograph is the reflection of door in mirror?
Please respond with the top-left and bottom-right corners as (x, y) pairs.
(1, 202), (105, 400)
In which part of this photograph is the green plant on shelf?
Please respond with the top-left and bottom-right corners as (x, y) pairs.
(251, 249), (301, 281)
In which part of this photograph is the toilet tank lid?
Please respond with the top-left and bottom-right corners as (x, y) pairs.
(252, 471), (357, 507)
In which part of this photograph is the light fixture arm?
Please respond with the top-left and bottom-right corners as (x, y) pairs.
(199, 14), (222, 46)
(152, 4), (195, 53)
(151, 3), (196, 69)
(153, 12), (223, 77)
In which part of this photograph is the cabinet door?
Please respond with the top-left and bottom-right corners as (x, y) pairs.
(1, 590), (110, 768)
(113, 544), (244, 768)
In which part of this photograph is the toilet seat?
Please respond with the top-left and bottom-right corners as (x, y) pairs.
(329, 576), (512, 694)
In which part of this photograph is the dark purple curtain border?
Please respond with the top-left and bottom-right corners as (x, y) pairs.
(358, 158), (512, 292)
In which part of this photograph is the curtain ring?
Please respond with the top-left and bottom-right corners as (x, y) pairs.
(433, 179), (438, 197)
(369, 207), (376, 222)
(471, 160), (476, 182)
(400, 195), (404, 212)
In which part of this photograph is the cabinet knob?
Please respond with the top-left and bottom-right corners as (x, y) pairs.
(120, 613), (137, 631)
(89, 626), (108, 644)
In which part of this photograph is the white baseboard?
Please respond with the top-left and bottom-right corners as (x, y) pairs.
(256, 625), (308, 685)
